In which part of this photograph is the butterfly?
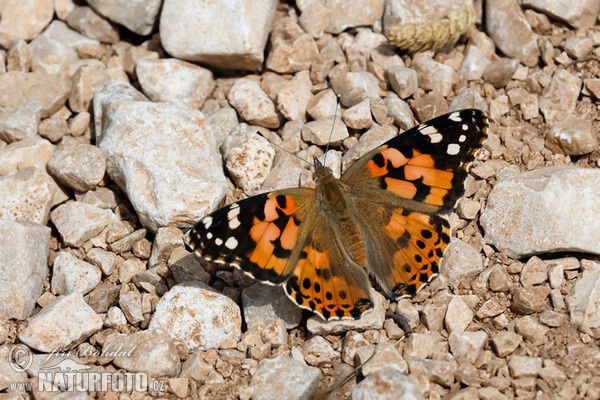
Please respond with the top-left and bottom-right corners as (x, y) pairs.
(184, 109), (488, 321)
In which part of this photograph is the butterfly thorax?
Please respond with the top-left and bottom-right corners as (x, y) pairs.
(313, 158), (351, 218)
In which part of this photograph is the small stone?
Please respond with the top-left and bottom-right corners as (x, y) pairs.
(445, 296), (473, 332)
(491, 331), (522, 357)
(160, 0), (275, 71)
(411, 53), (457, 97)
(261, 319), (288, 347)
(511, 286), (550, 314)
(520, 257), (549, 289)
(358, 344), (408, 377)
(307, 89), (337, 120)
(545, 115), (598, 156)
(38, 114), (68, 143)
(489, 265), (511, 292)
(522, 0), (600, 29)
(180, 353), (213, 383)
(331, 71), (381, 108)
(149, 227), (184, 267)
(92, 80), (147, 140)
(520, 94), (539, 120)
(267, 17), (318, 73)
(302, 116), (349, 146)
(480, 167), (600, 258)
(566, 262), (600, 333)
(85, 282), (119, 313)
(586, 78), (600, 99)
(539, 69), (582, 124)
(459, 45), (491, 81)
(440, 239), (484, 288)
(118, 258), (146, 284)
(104, 306), (127, 327)
(486, 0), (539, 66)
(515, 316), (550, 344)
(276, 70), (312, 122)
(343, 99), (373, 130)
(306, 289), (385, 335)
(539, 365), (567, 387)
(421, 302), (446, 332)
(250, 355), (321, 400)
(387, 66), (418, 99)
(351, 368), (424, 400)
(384, 93), (414, 130)
(68, 112), (90, 136)
(136, 59), (215, 110)
(403, 333), (434, 359)
(0, 0), (54, 49)
(449, 88), (488, 113)
(69, 63), (111, 113)
(508, 355), (542, 378)
(119, 290), (144, 325)
(0, 220), (50, 320)
(6, 40), (32, 72)
(109, 228), (147, 254)
(18, 292), (103, 352)
(149, 281), (242, 351)
(0, 167), (56, 225)
(66, 6), (119, 43)
(51, 251), (101, 295)
(242, 283), (302, 330)
(482, 58), (519, 89)
(411, 91), (448, 121)
(456, 198), (481, 220)
(564, 36), (594, 59)
(548, 264), (564, 289)
(0, 101), (43, 143)
(228, 78), (280, 129)
(538, 309), (567, 327)
(86, 0), (161, 35)
(50, 202), (113, 247)
(448, 331), (488, 364)
(342, 331), (370, 365)
(0, 72), (71, 118)
(103, 328), (180, 376)
(298, 2), (330, 38)
(477, 298), (506, 319)
(302, 336), (338, 366)
(168, 247), (211, 284)
(489, 95), (509, 121)
(85, 248), (118, 276)
(47, 139), (106, 192)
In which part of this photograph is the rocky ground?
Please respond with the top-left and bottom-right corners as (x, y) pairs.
(0, 0), (599, 399)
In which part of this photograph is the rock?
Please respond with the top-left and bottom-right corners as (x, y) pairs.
(358, 344), (408, 376)
(566, 262), (600, 334)
(38, 113), (69, 143)
(92, 80), (147, 141)
(440, 239), (484, 288)
(520, 256), (548, 286)
(0, 72), (71, 118)
(103, 328), (180, 376)
(325, 0), (385, 34)
(298, 2), (331, 38)
(383, 0), (465, 28)
(586, 78), (600, 99)
(539, 309), (567, 327)
(250, 355), (321, 400)
(448, 331), (488, 364)
(206, 107), (239, 148)
(66, 6), (119, 43)
(508, 355), (542, 378)
(411, 53), (457, 97)
(408, 359), (455, 388)
(266, 16), (318, 74)
(343, 99), (373, 130)
(539, 69), (582, 124)
(515, 316), (549, 344)
(0, 0), (53, 49)
(28, 20), (98, 72)
(302, 116), (349, 146)
(480, 167), (600, 258)
(411, 91), (448, 121)
(168, 247), (211, 284)
(351, 368), (424, 400)
(104, 306), (127, 327)
(303, 336), (338, 366)
(47, 139), (106, 192)
(477, 298), (506, 319)
(276, 70), (312, 122)
(482, 58), (519, 89)
(491, 331), (522, 357)
(85, 0), (161, 35)
(387, 66), (418, 99)
(69, 63), (111, 113)
(0, 101), (43, 143)
(522, 0), (600, 29)
(50, 202), (113, 247)
(511, 286), (550, 314)
(545, 115), (597, 156)
(0, 168), (56, 225)
(0, 137), (55, 176)
(149, 281), (242, 351)
(180, 353), (213, 383)
(160, 0), (276, 71)
(85, 282), (119, 313)
(0, 220), (50, 320)
(51, 251), (101, 295)
(564, 36), (594, 60)
(306, 289), (385, 335)
(445, 296), (473, 332)
(384, 93), (414, 130)
(18, 292), (102, 351)
(149, 226), (184, 267)
(136, 59), (215, 110)
(98, 100), (228, 232)
(331, 71), (381, 108)
(228, 78), (280, 129)
(242, 283), (303, 330)
(486, 0), (539, 66)
(459, 45), (491, 81)
(449, 88), (488, 113)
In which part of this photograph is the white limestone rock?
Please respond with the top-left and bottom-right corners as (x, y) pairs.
(0, 168), (56, 225)
(85, 0), (162, 35)
(250, 356), (321, 400)
(50, 202), (114, 247)
(51, 251), (102, 295)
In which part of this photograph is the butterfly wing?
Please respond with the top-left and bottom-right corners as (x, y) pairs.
(184, 188), (315, 284)
(342, 109), (488, 298)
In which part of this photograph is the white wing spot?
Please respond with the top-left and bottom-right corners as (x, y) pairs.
(229, 218), (241, 229)
(449, 112), (461, 122)
(202, 217), (212, 229)
(225, 237), (238, 249)
(206, 232), (213, 239)
(462, 124), (468, 131)
(429, 133), (443, 143)
(447, 143), (461, 155)
(227, 207), (240, 219)
(419, 125), (437, 135)
(459, 134), (467, 142)
(215, 238), (223, 246)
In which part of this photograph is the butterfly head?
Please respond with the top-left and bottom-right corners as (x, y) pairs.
(312, 157), (334, 180)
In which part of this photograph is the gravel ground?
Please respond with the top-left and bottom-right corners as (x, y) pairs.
(0, 0), (599, 399)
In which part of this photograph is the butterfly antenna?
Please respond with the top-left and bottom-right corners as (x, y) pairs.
(323, 94), (341, 167)
(257, 132), (312, 167)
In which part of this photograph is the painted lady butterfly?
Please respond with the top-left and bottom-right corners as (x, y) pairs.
(184, 109), (488, 320)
